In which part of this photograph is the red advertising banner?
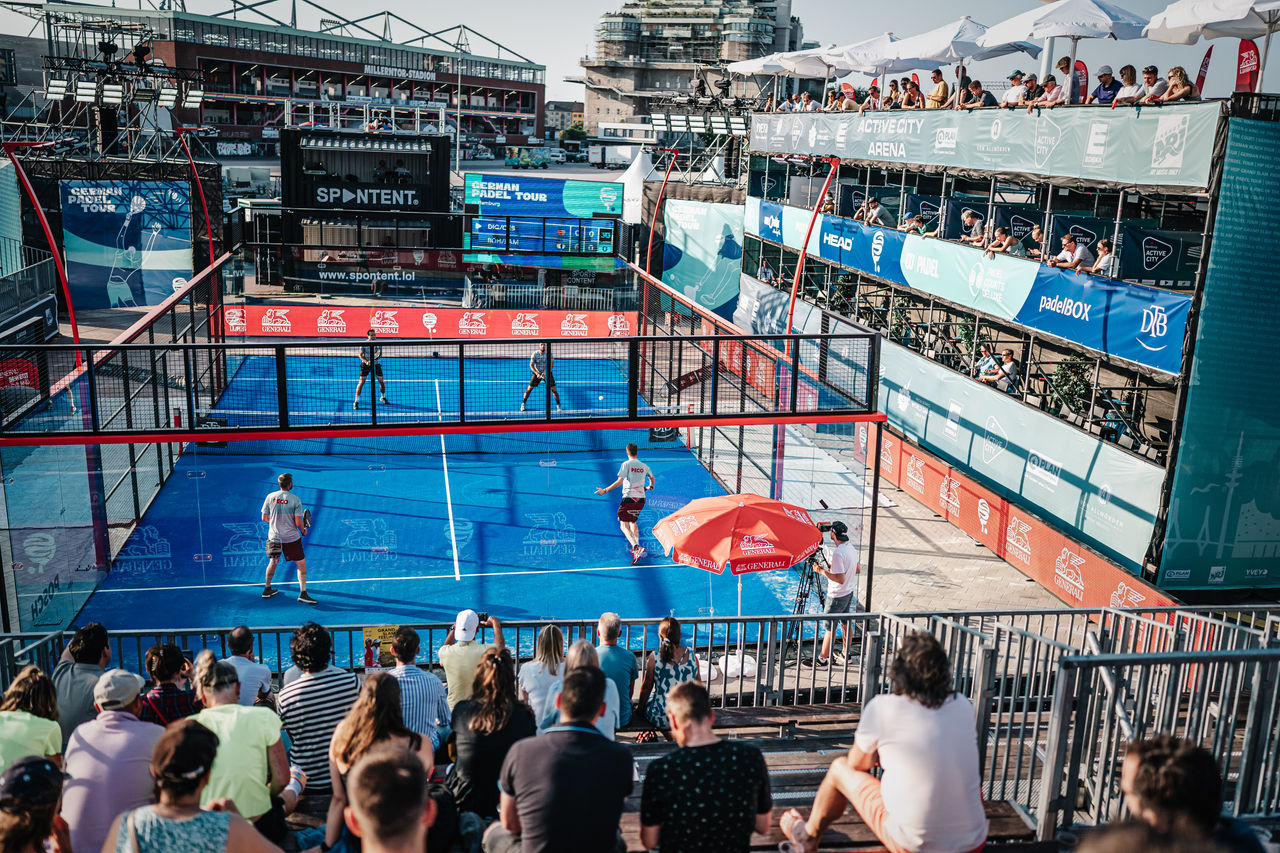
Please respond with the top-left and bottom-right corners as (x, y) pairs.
(1237, 40), (1260, 93)
(1073, 60), (1089, 104)
(0, 358), (38, 389)
(1197, 45), (1214, 93)
(224, 305), (638, 340)
(869, 424), (1176, 610)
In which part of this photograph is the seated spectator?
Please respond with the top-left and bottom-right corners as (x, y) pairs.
(61, 669), (163, 853)
(343, 746), (437, 853)
(102, 719), (282, 853)
(898, 215), (927, 235)
(779, 632), (988, 853)
(800, 92), (820, 112)
(638, 616), (700, 732)
(925, 69), (949, 109)
(1087, 65), (1122, 104)
(1023, 73), (1044, 102)
(387, 627), (450, 749)
(901, 80), (925, 109)
(221, 626), (273, 707)
(854, 197), (894, 227)
(1113, 64), (1145, 104)
(1139, 65), (1170, 102)
(519, 625), (564, 717)
(824, 92), (846, 111)
(277, 622), (359, 793)
(484, 668), (632, 853)
(757, 259), (775, 283)
(883, 80), (901, 108)
(0, 666), (60, 771)
(139, 644), (201, 726)
(984, 226), (1025, 258)
(537, 641), (621, 739)
(1083, 239), (1116, 276)
(440, 609), (505, 709)
(819, 193), (835, 215)
(1028, 75), (1067, 111)
(191, 653), (295, 843)
(963, 80), (998, 108)
(1001, 70), (1027, 107)
(1047, 233), (1095, 270)
(822, 90), (838, 111)
(957, 209), (985, 245)
(0, 757), (69, 853)
(858, 85), (882, 114)
(762, 95), (776, 112)
(326, 672), (435, 850)
(841, 91), (858, 111)
(1077, 821), (1224, 853)
(1121, 735), (1266, 853)
(1025, 224), (1047, 259)
(52, 622), (111, 744)
(447, 648), (536, 820)
(979, 349), (1019, 391)
(640, 682), (772, 853)
(595, 612), (638, 728)
(1162, 66), (1200, 101)
(971, 344), (997, 378)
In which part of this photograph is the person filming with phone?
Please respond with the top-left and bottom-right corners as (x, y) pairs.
(439, 609), (505, 710)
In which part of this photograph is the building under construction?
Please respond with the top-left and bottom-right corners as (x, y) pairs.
(576, 0), (803, 132)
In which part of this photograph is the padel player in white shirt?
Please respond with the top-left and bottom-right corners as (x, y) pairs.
(595, 442), (655, 563)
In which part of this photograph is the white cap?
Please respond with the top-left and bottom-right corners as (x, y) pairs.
(93, 669), (146, 710)
(1098, 65), (1113, 76)
(454, 609), (480, 642)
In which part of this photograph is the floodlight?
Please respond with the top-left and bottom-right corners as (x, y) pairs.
(181, 88), (204, 109)
(687, 114), (708, 133)
(668, 114), (689, 132)
(45, 79), (69, 99)
(101, 84), (126, 105)
(75, 81), (98, 103)
(649, 113), (668, 132)
(132, 87), (156, 104)
(709, 115), (729, 135)
(728, 115), (749, 136)
(157, 86), (179, 108)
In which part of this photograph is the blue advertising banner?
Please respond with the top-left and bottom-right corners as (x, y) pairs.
(747, 201), (1190, 374)
(1119, 225), (1200, 289)
(661, 198), (743, 319)
(60, 181), (193, 310)
(463, 173), (622, 218)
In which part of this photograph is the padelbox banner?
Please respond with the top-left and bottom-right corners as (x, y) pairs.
(224, 305), (638, 339)
(463, 173), (623, 219)
(748, 101), (1222, 190)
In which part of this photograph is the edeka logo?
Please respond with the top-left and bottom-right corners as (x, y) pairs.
(1034, 116), (1062, 167)
(934, 127), (958, 153)
(1110, 581), (1146, 608)
(317, 309), (347, 334)
(561, 313), (590, 336)
(510, 312), (540, 335)
(939, 476), (960, 514)
(982, 416), (1007, 464)
(261, 308), (291, 332)
(1027, 451), (1061, 489)
(1039, 294), (1091, 322)
(226, 308), (247, 334)
(607, 313), (630, 336)
(1006, 516), (1032, 566)
(870, 230), (885, 274)
(1151, 114), (1190, 171)
(1083, 120), (1110, 168)
(1138, 305), (1169, 352)
(371, 310), (399, 334)
(458, 311), (488, 335)
(1053, 547), (1086, 602)
(905, 456), (926, 494)
(1142, 236), (1173, 271)
(740, 534), (776, 554)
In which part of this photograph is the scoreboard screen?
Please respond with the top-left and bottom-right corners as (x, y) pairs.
(470, 217), (614, 254)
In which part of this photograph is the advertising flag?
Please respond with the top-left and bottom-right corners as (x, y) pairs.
(1197, 44), (1214, 92)
(1236, 40), (1260, 92)
(1073, 60), (1089, 104)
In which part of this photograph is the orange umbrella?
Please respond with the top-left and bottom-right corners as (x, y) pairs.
(653, 493), (822, 575)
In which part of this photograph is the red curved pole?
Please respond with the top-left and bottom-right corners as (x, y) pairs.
(784, 156), (840, 352)
(174, 128), (217, 272)
(4, 141), (81, 366)
(643, 147), (681, 279)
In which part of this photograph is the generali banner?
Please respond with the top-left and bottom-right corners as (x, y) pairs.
(224, 305), (638, 339)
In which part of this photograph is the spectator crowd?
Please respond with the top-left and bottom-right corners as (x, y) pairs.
(0, 619), (1263, 853)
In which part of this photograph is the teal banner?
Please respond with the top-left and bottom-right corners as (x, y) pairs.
(1160, 119), (1280, 590)
(749, 102), (1222, 191)
(661, 199), (743, 319)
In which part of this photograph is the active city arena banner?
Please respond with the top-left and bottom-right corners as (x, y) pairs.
(748, 101), (1222, 191)
(661, 199), (743, 320)
(747, 198), (1190, 374)
(223, 305), (637, 339)
(60, 181), (194, 310)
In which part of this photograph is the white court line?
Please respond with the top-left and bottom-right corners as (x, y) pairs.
(436, 378), (461, 582)
(54, 562), (678, 595)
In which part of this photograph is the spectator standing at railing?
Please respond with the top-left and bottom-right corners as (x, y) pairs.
(1138, 66), (1170, 103)
(1025, 224), (1047, 260)
(222, 626), (273, 707)
(1113, 65), (1145, 105)
(984, 227), (1025, 259)
(1121, 736), (1266, 853)
(901, 80), (925, 109)
(595, 612), (638, 728)
(962, 80), (998, 108)
(854, 198), (894, 228)
(640, 682), (772, 853)
(60, 669), (162, 853)
(1022, 73), (1044, 103)
(1000, 71), (1027, 107)
(925, 69), (949, 109)
(0, 666), (60, 772)
(1047, 233), (1095, 271)
(1161, 66), (1200, 102)
(1027, 76), (1067, 112)
(388, 627), (450, 749)
(277, 622), (359, 794)
(780, 631), (988, 853)
(857, 86), (883, 114)
(958, 209), (985, 246)
(139, 644), (201, 727)
(1082, 239), (1116, 277)
(52, 622), (111, 744)
(1087, 66), (1123, 105)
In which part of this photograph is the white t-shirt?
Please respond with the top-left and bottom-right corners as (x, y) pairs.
(1055, 244), (1094, 266)
(517, 660), (563, 718)
(261, 489), (304, 543)
(1092, 251), (1116, 277)
(854, 693), (988, 853)
(618, 458), (652, 499)
(1035, 85), (1066, 106)
(1000, 84), (1026, 105)
(828, 540), (860, 598)
(223, 655), (273, 706)
(1116, 83), (1144, 101)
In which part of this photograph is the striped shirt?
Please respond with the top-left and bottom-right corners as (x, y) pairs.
(276, 665), (359, 792)
(389, 664), (451, 746)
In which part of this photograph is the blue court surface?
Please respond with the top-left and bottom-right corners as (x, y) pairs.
(74, 354), (799, 631)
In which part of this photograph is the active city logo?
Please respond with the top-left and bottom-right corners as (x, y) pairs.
(1009, 214), (1037, 241)
(607, 313), (631, 336)
(905, 455), (926, 494)
(226, 308), (247, 334)
(261, 308), (291, 332)
(1033, 116), (1062, 168)
(1068, 224), (1098, 247)
(1027, 451), (1061, 489)
(458, 312), (488, 335)
(510, 313), (540, 336)
(1141, 236), (1174, 270)
(561, 314), (590, 336)
(740, 534), (776, 554)
(1110, 581), (1146, 608)
(371, 311), (399, 334)
(1053, 546), (1087, 602)
(1006, 515), (1032, 566)
(918, 201), (939, 223)
(1138, 305), (1169, 352)
(1151, 114), (1190, 171)
(870, 230), (885, 273)
(317, 309), (347, 334)
(982, 416), (1007, 464)
(1083, 121), (1110, 168)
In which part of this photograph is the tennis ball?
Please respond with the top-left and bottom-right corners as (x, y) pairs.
(598, 395), (604, 401)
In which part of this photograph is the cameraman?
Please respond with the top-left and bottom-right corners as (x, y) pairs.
(804, 521), (860, 669)
(440, 609), (505, 710)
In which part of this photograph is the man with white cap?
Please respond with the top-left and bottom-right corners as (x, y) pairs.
(439, 609), (506, 709)
(60, 669), (163, 853)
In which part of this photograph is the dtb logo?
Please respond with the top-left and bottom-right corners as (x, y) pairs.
(1139, 305), (1169, 352)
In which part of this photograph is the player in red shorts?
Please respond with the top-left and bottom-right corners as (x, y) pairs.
(595, 442), (655, 563)
(261, 472), (316, 604)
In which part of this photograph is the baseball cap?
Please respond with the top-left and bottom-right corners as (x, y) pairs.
(454, 609), (480, 642)
(830, 520), (850, 542)
(94, 668), (146, 710)
(1143, 65), (1158, 75)
(0, 757), (66, 811)
(1098, 65), (1114, 76)
(1007, 70), (1024, 80)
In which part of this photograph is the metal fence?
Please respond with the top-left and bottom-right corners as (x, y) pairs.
(463, 280), (639, 312)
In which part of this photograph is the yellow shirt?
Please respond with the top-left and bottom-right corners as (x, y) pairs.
(927, 81), (950, 108)
(192, 704), (282, 819)
(0, 710), (60, 771)
(439, 641), (496, 708)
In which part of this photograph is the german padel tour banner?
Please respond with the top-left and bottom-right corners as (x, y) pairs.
(661, 199), (743, 320)
(224, 305), (637, 339)
(749, 101), (1222, 190)
(463, 174), (623, 218)
(60, 181), (194, 310)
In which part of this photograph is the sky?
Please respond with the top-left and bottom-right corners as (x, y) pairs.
(0, 0), (1269, 101)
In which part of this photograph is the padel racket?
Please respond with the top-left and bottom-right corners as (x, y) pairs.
(301, 509), (312, 536)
